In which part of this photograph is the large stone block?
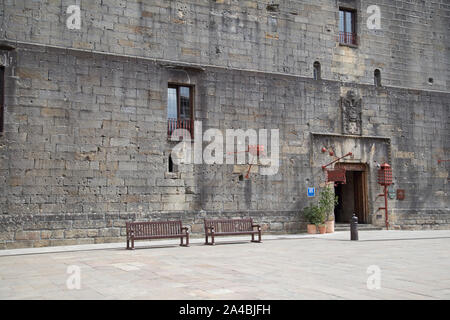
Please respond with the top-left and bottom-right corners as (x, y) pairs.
(15, 231), (41, 241)
(64, 229), (88, 239)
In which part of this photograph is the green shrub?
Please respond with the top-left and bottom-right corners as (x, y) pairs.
(303, 185), (338, 225)
(303, 204), (326, 226)
(318, 184), (339, 221)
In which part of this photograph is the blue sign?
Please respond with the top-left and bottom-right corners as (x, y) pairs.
(307, 187), (315, 197)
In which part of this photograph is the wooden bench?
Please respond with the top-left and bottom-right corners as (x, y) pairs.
(126, 220), (189, 250)
(204, 218), (262, 245)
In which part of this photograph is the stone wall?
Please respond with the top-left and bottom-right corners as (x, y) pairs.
(0, 0), (449, 248)
(0, 42), (448, 248)
(1, 0), (449, 90)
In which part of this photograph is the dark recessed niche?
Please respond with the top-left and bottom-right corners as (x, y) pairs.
(374, 69), (381, 87)
(0, 43), (15, 51)
(168, 154), (174, 173)
(428, 78), (434, 85)
(267, 4), (280, 12)
(239, 174), (244, 181)
(313, 61), (321, 80)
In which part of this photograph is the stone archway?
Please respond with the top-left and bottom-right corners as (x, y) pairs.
(311, 132), (391, 225)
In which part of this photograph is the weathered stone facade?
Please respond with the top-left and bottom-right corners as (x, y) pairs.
(0, 0), (449, 248)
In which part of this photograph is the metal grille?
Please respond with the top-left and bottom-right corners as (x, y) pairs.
(377, 164), (393, 186)
(167, 118), (193, 138)
(339, 32), (357, 45)
(377, 170), (392, 185)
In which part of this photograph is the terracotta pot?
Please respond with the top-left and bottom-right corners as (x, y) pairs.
(318, 225), (327, 234)
(326, 220), (335, 233)
(307, 224), (317, 234)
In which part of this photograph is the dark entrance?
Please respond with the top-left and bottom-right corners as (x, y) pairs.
(334, 163), (369, 224)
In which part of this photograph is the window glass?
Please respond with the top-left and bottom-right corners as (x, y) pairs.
(179, 86), (190, 119)
(339, 11), (345, 32)
(345, 11), (353, 33)
(167, 87), (177, 119)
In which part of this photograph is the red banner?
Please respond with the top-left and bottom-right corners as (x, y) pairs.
(326, 168), (346, 184)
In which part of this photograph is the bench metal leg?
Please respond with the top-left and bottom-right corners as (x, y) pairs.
(126, 239), (130, 250)
(204, 233), (215, 245)
(251, 231), (262, 243)
(205, 233), (215, 245)
(131, 238), (135, 250)
(180, 234), (189, 247)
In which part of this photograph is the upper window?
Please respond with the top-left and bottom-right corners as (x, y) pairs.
(339, 8), (357, 46)
(374, 69), (381, 87)
(0, 66), (4, 133)
(167, 84), (193, 139)
(313, 61), (321, 80)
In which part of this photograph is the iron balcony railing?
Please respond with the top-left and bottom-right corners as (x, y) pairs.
(167, 118), (193, 139)
(339, 32), (357, 46)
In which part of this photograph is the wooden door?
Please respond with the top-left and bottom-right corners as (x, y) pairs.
(354, 171), (369, 224)
(335, 163), (369, 224)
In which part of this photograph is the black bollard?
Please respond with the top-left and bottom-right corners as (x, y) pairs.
(351, 214), (358, 241)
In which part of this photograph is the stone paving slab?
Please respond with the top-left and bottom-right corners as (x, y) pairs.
(0, 230), (449, 300)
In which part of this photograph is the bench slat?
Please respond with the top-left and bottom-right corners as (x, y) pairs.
(204, 218), (254, 233)
(127, 221), (184, 237)
(203, 218), (261, 245)
(126, 220), (189, 249)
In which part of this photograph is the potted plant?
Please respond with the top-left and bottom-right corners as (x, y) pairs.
(317, 205), (327, 234)
(318, 184), (339, 233)
(303, 204), (324, 234)
(318, 223), (327, 234)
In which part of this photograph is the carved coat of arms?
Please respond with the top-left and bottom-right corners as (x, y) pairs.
(341, 90), (362, 135)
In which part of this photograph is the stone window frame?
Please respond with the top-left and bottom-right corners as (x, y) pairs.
(338, 7), (358, 47)
(167, 83), (195, 140)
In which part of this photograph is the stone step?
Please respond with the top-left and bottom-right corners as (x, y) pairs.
(334, 224), (384, 231)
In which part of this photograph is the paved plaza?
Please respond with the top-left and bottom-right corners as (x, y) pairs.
(0, 230), (449, 300)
